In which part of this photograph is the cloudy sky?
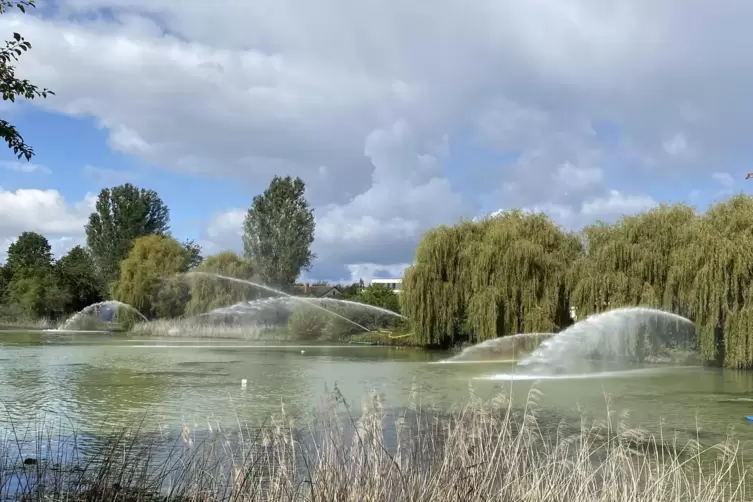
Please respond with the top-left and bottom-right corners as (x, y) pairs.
(0, 0), (750, 282)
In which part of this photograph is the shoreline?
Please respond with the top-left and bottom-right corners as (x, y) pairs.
(0, 389), (747, 501)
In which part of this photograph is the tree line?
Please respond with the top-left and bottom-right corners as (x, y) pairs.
(0, 177), (401, 332)
(401, 195), (753, 368)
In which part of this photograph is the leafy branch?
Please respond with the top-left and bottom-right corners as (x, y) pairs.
(0, 0), (55, 160)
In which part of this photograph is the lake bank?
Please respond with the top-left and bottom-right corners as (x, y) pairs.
(1, 388), (748, 501)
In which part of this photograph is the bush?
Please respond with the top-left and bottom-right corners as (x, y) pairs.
(287, 307), (328, 340)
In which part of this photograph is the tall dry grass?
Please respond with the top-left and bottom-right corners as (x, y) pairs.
(130, 319), (288, 340)
(0, 317), (54, 330)
(0, 387), (749, 501)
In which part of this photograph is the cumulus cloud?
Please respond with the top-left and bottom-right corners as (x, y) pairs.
(0, 187), (95, 262)
(3, 0), (753, 278)
(200, 209), (246, 255)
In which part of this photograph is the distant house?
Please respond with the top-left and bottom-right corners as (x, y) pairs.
(370, 278), (403, 293)
(295, 283), (343, 298)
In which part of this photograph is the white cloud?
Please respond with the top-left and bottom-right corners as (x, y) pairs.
(0, 188), (95, 262)
(0, 187), (94, 236)
(345, 263), (411, 284)
(4, 0), (753, 277)
(581, 191), (657, 218)
(554, 163), (603, 191)
(663, 133), (687, 156)
(0, 161), (51, 174)
(200, 209), (246, 255)
(492, 190), (659, 231)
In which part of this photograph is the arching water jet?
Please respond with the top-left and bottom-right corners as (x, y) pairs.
(442, 332), (553, 363)
(201, 296), (405, 321)
(517, 307), (696, 376)
(185, 272), (374, 333)
(54, 301), (148, 331)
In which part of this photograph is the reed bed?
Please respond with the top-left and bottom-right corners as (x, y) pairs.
(0, 317), (54, 330)
(0, 387), (748, 501)
(130, 320), (287, 340)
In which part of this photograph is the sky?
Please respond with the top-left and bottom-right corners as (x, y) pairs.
(0, 0), (751, 283)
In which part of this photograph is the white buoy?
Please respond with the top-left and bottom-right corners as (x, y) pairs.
(301, 350), (305, 354)
(241, 379), (247, 389)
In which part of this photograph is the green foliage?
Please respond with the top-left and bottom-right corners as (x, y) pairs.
(358, 284), (401, 313)
(402, 195), (753, 368)
(6, 270), (68, 319)
(571, 204), (697, 315)
(6, 231), (52, 274)
(242, 176), (316, 288)
(338, 280), (365, 299)
(0, 0), (54, 161)
(185, 251), (257, 315)
(55, 246), (105, 313)
(85, 184), (171, 285)
(402, 211), (581, 347)
(0, 264), (9, 302)
(182, 239), (203, 270)
(287, 306), (328, 340)
(288, 305), (329, 341)
(112, 235), (190, 319)
(662, 195), (753, 368)
(1, 233), (68, 320)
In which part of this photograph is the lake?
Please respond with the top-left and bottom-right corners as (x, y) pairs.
(2, 329), (753, 450)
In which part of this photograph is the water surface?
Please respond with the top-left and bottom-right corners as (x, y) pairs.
(1, 330), (752, 449)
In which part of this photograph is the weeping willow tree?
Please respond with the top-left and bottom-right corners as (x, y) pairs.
(571, 203), (696, 316)
(113, 235), (190, 319)
(665, 195), (753, 368)
(403, 194), (753, 367)
(184, 251), (257, 316)
(402, 211), (582, 347)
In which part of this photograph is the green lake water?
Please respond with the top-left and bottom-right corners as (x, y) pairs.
(2, 329), (753, 451)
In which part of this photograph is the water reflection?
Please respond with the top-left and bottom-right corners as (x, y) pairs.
(2, 330), (753, 450)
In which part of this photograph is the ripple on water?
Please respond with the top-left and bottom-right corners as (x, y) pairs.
(476, 368), (670, 381)
(176, 360), (244, 366)
(135, 371), (230, 378)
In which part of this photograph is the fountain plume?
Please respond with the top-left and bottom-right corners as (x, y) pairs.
(517, 307), (697, 375)
(55, 300), (148, 331)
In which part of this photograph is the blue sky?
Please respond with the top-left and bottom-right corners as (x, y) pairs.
(0, 0), (751, 282)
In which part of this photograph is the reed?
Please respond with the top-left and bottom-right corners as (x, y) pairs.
(0, 317), (53, 330)
(130, 319), (288, 340)
(0, 387), (748, 501)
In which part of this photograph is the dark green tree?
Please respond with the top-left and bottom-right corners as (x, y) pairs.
(56, 246), (104, 313)
(85, 184), (170, 285)
(182, 239), (203, 270)
(358, 283), (401, 313)
(242, 176), (316, 288)
(338, 280), (364, 299)
(6, 231), (52, 274)
(0, 0), (54, 161)
(6, 272), (68, 319)
(1, 232), (67, 320)
(0, 263), (10, 303)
